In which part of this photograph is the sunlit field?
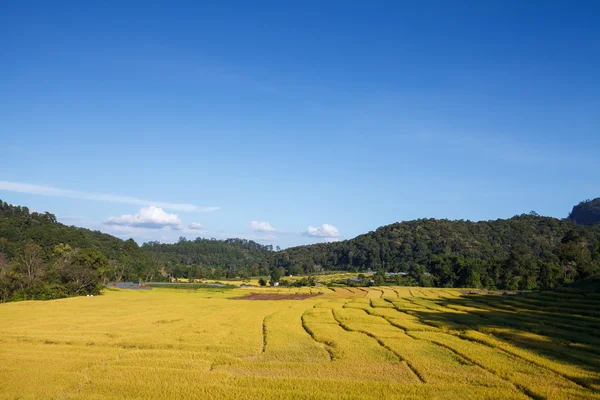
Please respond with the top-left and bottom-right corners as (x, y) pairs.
(182, 272), (369, 286)
(1, 287), (599, 399)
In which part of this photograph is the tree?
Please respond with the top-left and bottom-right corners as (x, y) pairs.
(52, 243), (74, 270)
(373, 269), (386, 286)
(555, 230), (594, 278)
(0, 252), (11, 275)
(18, 243), (44, 285)
(106, 259), (128, 283)
(538, 259), (562, 289)
(64, 249), (108, 294)
(0, 254), (19, 302)
(269, 268), (281, 286)
(258, 278), (267, 286)
(464, 268), (482, 289)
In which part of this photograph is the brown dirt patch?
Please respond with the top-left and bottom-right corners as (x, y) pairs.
(230, 293), (320, 301)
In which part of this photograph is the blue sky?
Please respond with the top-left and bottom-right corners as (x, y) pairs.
(1, 1), (599, 248)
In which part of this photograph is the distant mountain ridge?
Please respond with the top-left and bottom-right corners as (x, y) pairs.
(569, 198), (600, 226)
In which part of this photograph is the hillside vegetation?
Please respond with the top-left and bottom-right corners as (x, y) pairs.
(142, 237), (273, 279)
(2, 199), (600, 302)
(276, 214), (600, 290)
(0, 201), (271, 301)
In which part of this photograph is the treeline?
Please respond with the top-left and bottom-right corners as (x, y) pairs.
(0, 242), (107, 302)
(273, 213), (600, 290)
(0, 201), (174, 301)
(2, 199), (600, 302)
(141, 237), (273, 279)
(0, 201), (273, 301)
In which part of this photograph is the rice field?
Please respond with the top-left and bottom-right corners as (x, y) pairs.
(185, 272), (368, 287)
(1, 286), (599, 399)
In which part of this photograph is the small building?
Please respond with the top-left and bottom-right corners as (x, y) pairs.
(387, 272), (408, 277)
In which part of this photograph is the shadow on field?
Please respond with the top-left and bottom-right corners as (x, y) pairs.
(408, 293), (600, 384)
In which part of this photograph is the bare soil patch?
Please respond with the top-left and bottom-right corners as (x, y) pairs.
(231, 293), (320, 300)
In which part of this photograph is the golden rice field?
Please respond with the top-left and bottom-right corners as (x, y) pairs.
(1, 286), (600, 399)
(192, 272), (367, 286)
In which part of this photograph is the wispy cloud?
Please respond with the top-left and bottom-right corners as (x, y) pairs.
(250, 220), (277, 233)
(0, 181), (219, 212)
(105, 206), (184, 230)
(303, 224), (340, 238)
(188, 222), (205, 231)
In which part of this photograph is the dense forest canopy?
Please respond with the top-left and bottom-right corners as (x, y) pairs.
(275, 214), (600, 289)
(0, 201), (273, 301)
(142, 238), (274, 279)
(569, 198), (600, 226)
(1, 199), (600, 302)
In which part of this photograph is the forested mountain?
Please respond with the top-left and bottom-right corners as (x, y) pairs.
(2, 198), (600, 302)
(0, 200), (152, 301)
(272, 214), (600, 290)
(569, 198), (600, 226)
(142, 238), (273, 278)
(0, 200), (271, 301)
(0, 201), (144, 261)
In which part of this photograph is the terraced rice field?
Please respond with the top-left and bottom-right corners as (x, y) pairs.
(1, 286), (599, 399)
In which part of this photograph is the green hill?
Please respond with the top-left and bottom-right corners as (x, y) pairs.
(2, 198), (600, 302)
(0, 200), (271, 301)
(0, 201), (142, 261)
(274, 214), (600, 290)
(141, 238), (273, 278)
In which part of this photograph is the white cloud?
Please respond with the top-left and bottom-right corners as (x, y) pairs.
(0, 181), (219, 212)
(188, 222), (205, 231)
(250, 220), (277, 232)
(304, 223), (340, 238)
(324, 237), (341, 243)
(105, 206), (184, 230)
